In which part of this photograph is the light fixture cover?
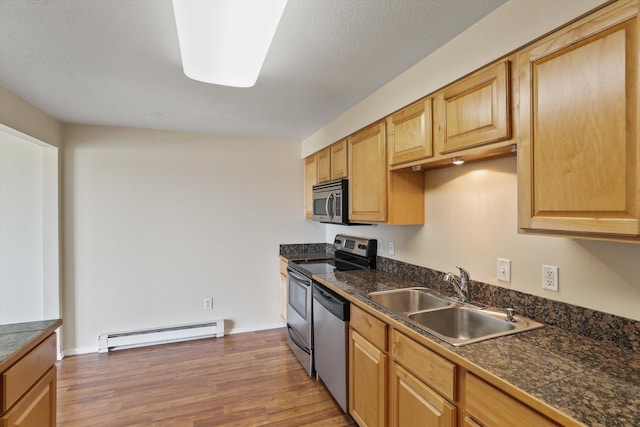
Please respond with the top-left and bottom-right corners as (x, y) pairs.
(172, 0), (287, 88)
(452, 157), (465, 165)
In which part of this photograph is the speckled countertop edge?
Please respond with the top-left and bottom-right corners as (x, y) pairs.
(0, 319), (62, 368)
(311, 269), (640, 427)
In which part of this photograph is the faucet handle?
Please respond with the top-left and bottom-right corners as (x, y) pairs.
(505, 308), (516, 322)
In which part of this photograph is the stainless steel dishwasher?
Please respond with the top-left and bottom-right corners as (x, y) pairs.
(312, 281), (350, 413)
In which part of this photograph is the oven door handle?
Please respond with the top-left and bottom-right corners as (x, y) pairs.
(288, 268), (311, 285)
(286, 324), (311, 355)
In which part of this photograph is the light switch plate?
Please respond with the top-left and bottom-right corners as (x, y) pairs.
(497, 258), (511, 282)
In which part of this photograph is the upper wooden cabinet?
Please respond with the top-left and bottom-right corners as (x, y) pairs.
(518, 0), (640, 240)
(304, 154), (317, 219)
(387, 97), (434, 166)
(331, 139), (348, 180)
(317, 140), (348, 183)
(349, 121), (388, 223)
(349, 122), (424, 224)
(435, 60), (511, 154)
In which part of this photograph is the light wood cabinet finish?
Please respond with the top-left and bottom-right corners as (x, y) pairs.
(387, 97), (434, 166)
(279, 257), (288, 321)
(317, 146), (331, 183)
(518, 0), (640, 239)
(390, 330), (455, 401)
(304, 154), (317, 219)
(348, 121), (388, 223)
(1, 329), (59, 427)
(349, 329), (388, 427)
(330, 139), (348, 180)
(389, 363), (456, 427)
(351, 304), (387, 351)
(465, 373), (560, 427)
(1, 367), (56, 427)
(435, 60), (511, 154)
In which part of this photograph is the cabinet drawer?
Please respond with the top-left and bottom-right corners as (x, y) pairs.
(391, 330), (455, 401)
(350, 305), (387, 351)
(465, 373), (559, 427)
(2, 333), (56, 412)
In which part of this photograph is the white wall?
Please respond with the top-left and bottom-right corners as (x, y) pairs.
(311, 0), (640, 322)
(62, 124), (324, 354)
(0, 127), (60, 323)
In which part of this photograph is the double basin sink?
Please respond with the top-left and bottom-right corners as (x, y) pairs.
(367, 287), (543, 346)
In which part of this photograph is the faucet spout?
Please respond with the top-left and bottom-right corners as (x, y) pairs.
(443, 266), (471, 303)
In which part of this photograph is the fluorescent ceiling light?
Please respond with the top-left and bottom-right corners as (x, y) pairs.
(172, 0), (287, 88)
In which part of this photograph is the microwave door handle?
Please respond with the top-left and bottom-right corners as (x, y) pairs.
(325, 192), (334, 218)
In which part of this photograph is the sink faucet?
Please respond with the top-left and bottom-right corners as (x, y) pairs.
(443, 266), (471, 303)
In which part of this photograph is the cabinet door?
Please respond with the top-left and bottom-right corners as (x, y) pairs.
(1, 367), (56, 427)
(330, 139), (348, 180)
(348, 121), (387, 223)
(304, 154), (317, 219)
(279, 258), (288, 321)
(387, 97), (434, 166)
(349, 329), (387, 427)
(436, 60), (511, 153)
(317, 147), (331, 183)
(389, 363), (455, 427)
(518, 1), (640, 238)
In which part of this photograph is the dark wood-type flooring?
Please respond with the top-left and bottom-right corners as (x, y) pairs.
(57, 327), (356, 427)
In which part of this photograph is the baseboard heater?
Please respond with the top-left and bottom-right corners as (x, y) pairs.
(98, 320), (225, 353)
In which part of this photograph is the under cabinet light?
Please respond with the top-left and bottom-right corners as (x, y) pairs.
(452, 157), (465, 165)
(172, 0), (288, 88)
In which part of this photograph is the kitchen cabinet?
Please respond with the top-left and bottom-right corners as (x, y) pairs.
(348, 121), (388, 223)
(464, 373), (559, 427)
(304, 154), (317, 219)
(387, 97), (434, 166)
(279, 257), (288, 321)
(317, 140), (348, 183)
(518, 0), (640, 240)
(434, 60), (511, 154)
(348, 121), (424, 224)
(390, 330), (456, 427)
(1, 331), (58, 427)
(349, 305), (388, 427)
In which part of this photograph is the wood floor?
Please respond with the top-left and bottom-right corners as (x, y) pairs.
(57, 327), (357, 427)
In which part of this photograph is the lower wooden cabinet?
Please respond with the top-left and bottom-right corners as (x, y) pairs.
(1, 367), (56, 427)
(390, 363), (456, 427)
(1, 331), (58, 427)
(349, 305), (388, 427)
(279, 257), (288, 321)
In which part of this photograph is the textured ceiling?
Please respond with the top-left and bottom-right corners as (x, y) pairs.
(0, 0), (505, 141)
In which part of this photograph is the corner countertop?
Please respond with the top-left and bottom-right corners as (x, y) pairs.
(0, 319), (62, 371)
(312, 269), (640, 427)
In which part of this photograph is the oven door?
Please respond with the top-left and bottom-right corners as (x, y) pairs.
(286, 267), (314, 376)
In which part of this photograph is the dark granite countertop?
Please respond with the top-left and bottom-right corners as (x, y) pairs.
(312, 269), (640, 427)
(0, 319), (62, 370)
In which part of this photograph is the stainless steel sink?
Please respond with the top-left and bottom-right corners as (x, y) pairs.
(368, 288), (452, 315)
(366, 287), (543, 346)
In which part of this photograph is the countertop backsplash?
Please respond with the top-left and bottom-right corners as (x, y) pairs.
(376, 256), (640, 353)
(279, 243), (639, 352)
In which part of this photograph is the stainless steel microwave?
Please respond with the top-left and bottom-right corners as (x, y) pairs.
(312, 179), (349, 224)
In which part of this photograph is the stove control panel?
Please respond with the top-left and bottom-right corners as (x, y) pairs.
(333, 234), (377, 258)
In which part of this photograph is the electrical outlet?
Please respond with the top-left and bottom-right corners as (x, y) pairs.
(542, 265), (559, 292)
(497, 258), (511, 282)
(203, 297), (213, 310)
(389, 241), (395, 256)
(378, 239), (383, 254)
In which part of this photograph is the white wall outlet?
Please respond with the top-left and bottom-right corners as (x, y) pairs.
(497, 258), (511, 282)
(389, 241), (395, 256)
(203, 297), (213, 310)
(542, 265), (559, 292)
(378, 239), (383, 254)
